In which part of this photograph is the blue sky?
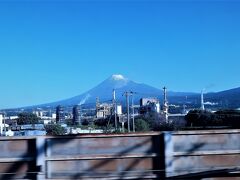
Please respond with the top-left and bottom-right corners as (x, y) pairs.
(0, 0), (239, 108)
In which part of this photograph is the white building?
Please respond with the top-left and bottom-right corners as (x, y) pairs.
(140, 98), (161, 114)
(0, 113), (14, 136)
(117, 105), (122, 115)
(96, 103), (113, 118)
(0, 114), (4, 135)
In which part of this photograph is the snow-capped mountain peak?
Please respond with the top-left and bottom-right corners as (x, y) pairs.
(27, 74), (201, 108)
(111, 74), (126, 81)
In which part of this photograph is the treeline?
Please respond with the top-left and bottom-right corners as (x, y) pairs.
(11, 110), (240, 135)
(185, 109), (240, 128)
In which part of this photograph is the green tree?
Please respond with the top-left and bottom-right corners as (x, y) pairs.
(45, 124), (65, 135)
(185, 109), (240, 128)
(134, 119), (150, 132)
(65, 118), (74, 126)
(215, 110), (240, 128)
(17, 112), (39, 125)
(153, 121), (176, 131)
(185, 110), (213, 127)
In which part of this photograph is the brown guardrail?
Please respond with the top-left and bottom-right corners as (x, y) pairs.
(0, 130), (239, 179)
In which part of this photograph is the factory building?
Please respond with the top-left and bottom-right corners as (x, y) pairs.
(96, 103), (113, 119)
(73, 105), (81, 125)
(116, 105), (122, 115)
(0, 113), (13, 136)
(56, 105), (65, 124)
(140, 98), (161, 114)
(33, 110), (44, 118)
(95, 97), (122, 119)
(0, 113), (4, 135)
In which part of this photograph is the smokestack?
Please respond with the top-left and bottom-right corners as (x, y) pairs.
(163, 87), (167, 105)
(163, 87), (169, 122)
(201, 90), (205, 111)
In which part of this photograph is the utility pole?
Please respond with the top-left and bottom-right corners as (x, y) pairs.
(96, 97), (100, 109)
(119, 115), (125, 133)
(3, 112), (6, 135)
(95, 97), (100, 119)
(131, 92), (135, 132)
(124, 92), (130, 133)
(113, 89), (118, 130)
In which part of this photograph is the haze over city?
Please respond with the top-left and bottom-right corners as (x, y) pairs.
(1, 1), (240, 179)
(0, 0), (239, 108)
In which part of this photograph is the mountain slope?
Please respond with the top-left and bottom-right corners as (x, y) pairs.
(24, 75), (239, 109)
(176, 87), (240, 109)
(205, 87), (240, 108)
(36, 74), (196, 108)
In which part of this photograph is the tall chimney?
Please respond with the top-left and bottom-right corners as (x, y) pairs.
(201, 90), (205, 110)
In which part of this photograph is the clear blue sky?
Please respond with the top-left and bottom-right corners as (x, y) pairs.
(0, 0), (239, 108)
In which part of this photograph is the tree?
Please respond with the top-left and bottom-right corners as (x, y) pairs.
(134, 119), (150, 132)
(65, 118), (74, 126)
(185, 109), (240, 128)
(185, 110), (213, 127)
(215, 110), (240, 128)
(45, 124), (65, 135)
(17, 112), (39, 125)
(153, 121), (176, 131)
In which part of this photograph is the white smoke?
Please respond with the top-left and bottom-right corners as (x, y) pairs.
(78, 94), (91, 105)
(204, 101), (218, 106)
(205, 83), (215, 90)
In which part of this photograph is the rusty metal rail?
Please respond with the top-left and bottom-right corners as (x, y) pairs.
(0, 130), (239, 179)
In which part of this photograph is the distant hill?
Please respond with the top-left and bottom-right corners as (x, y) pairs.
(173, 87), (240, 109)
(204, 87), (240, 109)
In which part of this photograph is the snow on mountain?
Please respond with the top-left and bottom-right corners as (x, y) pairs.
(111, 74), (126, 81)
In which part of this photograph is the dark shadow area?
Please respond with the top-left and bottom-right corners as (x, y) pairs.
(152, 134), (165, 179)
(169, 167), (240, 180)
(185, 142), (205, 155)
(0, 139), (38, 180)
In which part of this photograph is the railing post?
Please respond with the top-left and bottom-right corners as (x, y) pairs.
(164, 132), (174, 178)
(36, 136), (46, 180)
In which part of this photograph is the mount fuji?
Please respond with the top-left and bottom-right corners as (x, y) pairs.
(34, 74), (196, 108)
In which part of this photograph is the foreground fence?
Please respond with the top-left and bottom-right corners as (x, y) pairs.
(0, 129), (240, 179)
